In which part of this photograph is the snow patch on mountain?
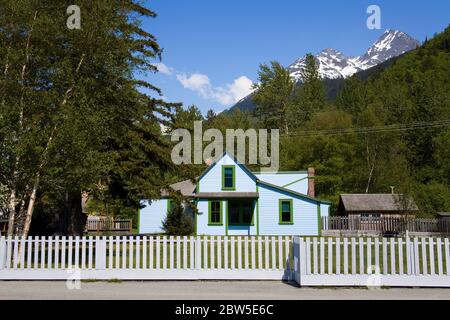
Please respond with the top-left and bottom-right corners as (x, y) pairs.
(288, 29), (419, 81)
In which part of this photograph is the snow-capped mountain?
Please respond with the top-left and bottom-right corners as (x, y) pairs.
(288, 29), (419, 81)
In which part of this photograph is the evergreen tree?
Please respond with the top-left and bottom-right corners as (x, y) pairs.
(252, 61), (294, 132)
(162, 202), (194, 235)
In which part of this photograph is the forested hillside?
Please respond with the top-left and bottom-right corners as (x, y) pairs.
(196, 26), (450, 216)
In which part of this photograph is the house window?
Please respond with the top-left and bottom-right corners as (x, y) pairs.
(222, 166), (235, 190)
(209, 200), (222, 225)
(228, 200), (254, 225)
(279, 199), (293, 224)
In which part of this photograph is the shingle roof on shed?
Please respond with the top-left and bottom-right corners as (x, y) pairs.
(339, 194), (419, 213)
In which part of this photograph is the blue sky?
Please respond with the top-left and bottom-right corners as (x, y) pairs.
(141, 0), (450, 114)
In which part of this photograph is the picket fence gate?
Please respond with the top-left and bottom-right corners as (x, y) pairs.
(293, 237), (450, 287)
(0, 235), (293, 280)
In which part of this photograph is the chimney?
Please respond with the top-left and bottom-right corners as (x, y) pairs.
(307, 167), (315, 198)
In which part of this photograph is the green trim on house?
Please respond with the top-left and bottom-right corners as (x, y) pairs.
(278, 199), (294, 225)
(208, 200), (223, 226)
(317, 204), (322, 236)
(256, 186), (260, 235)
(257, 180), (332, 205)
(225, 200), (229, 236)
(221, 165), (236, 190)
(166, 199), (174, 213)
(281, 176), (310, 188)
(252, 171), (308, 174)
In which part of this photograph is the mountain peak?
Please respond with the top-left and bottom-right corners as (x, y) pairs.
(288, 29), (419, 81)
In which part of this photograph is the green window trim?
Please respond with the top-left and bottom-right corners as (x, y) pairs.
(208, 200), (223, 226)
(221, 165), (236, 190)
(279, 199), (294, 225)
(167, 199), (174, 213)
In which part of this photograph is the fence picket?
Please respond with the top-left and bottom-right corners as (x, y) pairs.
(238, 237), (243, 270)
(414, 237), (420, 275)
(33, 237), (39, 269)
(183, 237), (187, 269)
(321, 238), (325, 275)
(176, 236), (181, 269)
(88, 237), (94, 269)
(218, 236), (222, 269)
(421, 238), (427, 275)
(224, 236), (228, 269)
(203, 237), (208, 269)
(278, 236), (283, 269)
(359, 238), (364, 274)
(231, 237), (235, 269)
(366, 238), (371, 274)
(162, 236), (167, 269)
(155, 237), (160, 269)
(74, 236), (80, 269)
(264, 237), (269, 269)
(211, 236), (215, 269)
(336, 238), (341, 275)
(382, 238), (387, 275)
(251, 237), (255, 269)
(47, 236), (52, 269)
(374, 238), (380, 274)
(343, 238), (348, 274)
(306, 238), (311, 275)
(445, 238), (450, 275)
(398, 238), (403, 275)
(271, 237), (276, 270)
(258, 237), (262, 269)
(53, 236), (59, 269)
(169, 236), (174, 269)
(284, 236), (290, 271)
(327, 238), (332, 275)
(436, 238), (443, 275)
(390, 238), (396, 274)
(0, 237), (5, 269)
(313, 238), (318, 274)
(429, 238), (435, 275)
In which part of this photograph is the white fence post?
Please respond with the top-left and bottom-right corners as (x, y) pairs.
(0, 236), (5, 270)
(94, 237), (106, 270)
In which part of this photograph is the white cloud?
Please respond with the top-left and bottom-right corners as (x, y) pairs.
(176, 73), (254, 106)
(154, 62), (173, 75)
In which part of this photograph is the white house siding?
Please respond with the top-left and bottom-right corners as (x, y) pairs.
(196, 199), (226, 235)
(198, 153), (256, 193)
(257, 183), (319, 236)
(139, 200), (167, 234)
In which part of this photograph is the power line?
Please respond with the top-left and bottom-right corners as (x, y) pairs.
(281, 119), (450, 137)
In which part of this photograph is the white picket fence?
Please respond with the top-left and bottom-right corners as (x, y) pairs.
(0, 236), (293, 280)
(1, 235), (450, 287)
(293, 237), (450, 287)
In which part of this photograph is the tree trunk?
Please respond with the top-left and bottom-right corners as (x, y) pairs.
(66, 191), (86, 236)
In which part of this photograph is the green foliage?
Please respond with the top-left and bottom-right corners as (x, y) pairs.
(162, 202), (194, 235)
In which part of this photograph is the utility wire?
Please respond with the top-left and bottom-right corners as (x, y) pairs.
(280, 119), (450, 137)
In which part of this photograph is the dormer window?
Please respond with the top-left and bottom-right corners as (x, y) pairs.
(222, 165), (235, 190)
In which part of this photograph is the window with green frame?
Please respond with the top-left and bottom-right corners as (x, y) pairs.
(279, 199), (293, 224)
(208, 200), (222, 225)
(222, 165), (235, 190)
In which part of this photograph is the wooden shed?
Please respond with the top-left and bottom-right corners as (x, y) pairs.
(338, 194), (419, 218)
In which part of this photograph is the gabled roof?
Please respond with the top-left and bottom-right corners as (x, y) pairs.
(339, 194), (419, 212)
(198, 150), (258, 182)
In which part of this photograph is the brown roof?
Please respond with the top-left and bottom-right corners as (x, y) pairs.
(160, 179), (196, 197)
(194, 192), (259, 199)
(339, 194), (419, 213)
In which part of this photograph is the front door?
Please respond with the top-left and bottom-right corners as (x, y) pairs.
(227, 199), (255, 235)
